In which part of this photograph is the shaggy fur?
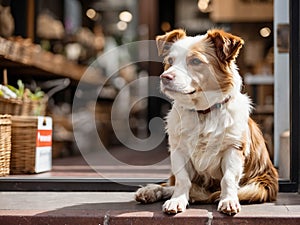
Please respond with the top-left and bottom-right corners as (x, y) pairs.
(135, 29), (278, 215)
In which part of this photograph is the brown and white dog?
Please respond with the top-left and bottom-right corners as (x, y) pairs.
(135, 29), (278, 215)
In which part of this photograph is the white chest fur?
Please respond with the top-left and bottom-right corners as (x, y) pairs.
(166, 94), (251, 179)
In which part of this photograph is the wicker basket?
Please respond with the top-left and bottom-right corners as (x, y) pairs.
(21, 96), (48, 116)
(0, 115), (11, 176)
(10, 116), (52, 174)
(0, 97), (22, 115)
(10, 116), (38, 174)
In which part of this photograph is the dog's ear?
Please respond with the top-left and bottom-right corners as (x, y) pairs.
(207, 29), (244, 63)
(156, 29), (186, 56)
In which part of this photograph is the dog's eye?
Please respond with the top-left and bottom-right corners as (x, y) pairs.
(190, 58), (202, 66)
(168, 57), (174, 65)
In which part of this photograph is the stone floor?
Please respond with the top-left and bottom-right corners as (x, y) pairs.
(0, 192), (299, 225)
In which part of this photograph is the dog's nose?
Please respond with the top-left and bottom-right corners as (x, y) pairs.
(160, 73), (175, 85)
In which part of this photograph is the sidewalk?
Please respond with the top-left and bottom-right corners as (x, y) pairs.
(0, 192), (299, 225)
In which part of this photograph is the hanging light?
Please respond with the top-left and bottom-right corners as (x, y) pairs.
(198, 0), (211, 13)
(119, 11), (133, 23)
(161, 22), (171, 32)
(86, 8), (97, 19)
(117, 21), (128, 31)
(260, 27), (271, 38)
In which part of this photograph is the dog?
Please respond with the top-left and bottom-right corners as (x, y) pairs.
(135, 29), (278, 215)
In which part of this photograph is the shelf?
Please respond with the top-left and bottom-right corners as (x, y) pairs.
(244, 74), (274, 85)
(0, 37), (105, 85)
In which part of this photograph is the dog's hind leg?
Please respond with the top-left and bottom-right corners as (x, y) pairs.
(135, 184), (174, 204)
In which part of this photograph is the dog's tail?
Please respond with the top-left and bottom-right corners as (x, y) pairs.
(136, 171), (278, 204)
(190, 177), (278, 204)
(237, 176), (278, 203)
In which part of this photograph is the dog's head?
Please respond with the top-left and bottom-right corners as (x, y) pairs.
(156, 29), (244, 110)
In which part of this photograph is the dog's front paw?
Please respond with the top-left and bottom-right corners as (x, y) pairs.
(163, 197), (188, 214)
(135, 184), (163, 204)
(217, 198), (241, 215)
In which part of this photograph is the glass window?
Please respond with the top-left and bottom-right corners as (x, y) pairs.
(0, 0), (298, 192)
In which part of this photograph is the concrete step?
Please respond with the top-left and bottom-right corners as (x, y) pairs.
(0, 192), (299, 225)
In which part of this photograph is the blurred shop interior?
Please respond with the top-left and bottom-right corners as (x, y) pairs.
(0, 0), (289, 180)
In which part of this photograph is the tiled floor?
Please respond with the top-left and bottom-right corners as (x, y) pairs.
(0, 192), (299, 225)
